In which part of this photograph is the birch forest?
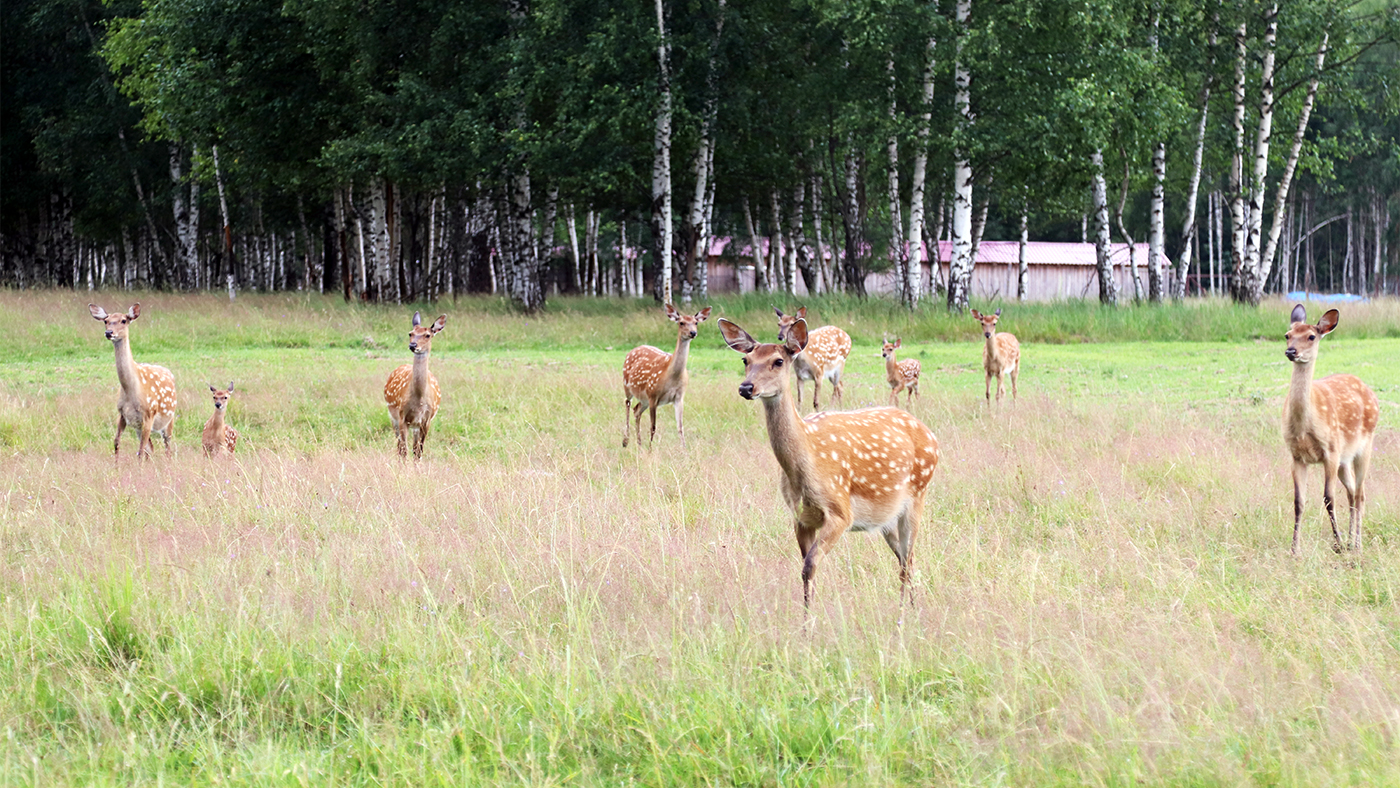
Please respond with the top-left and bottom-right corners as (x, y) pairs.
(3, 0), (1398, 310)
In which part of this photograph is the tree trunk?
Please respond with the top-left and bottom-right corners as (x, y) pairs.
(1235, 3), (1280, 305)
(1017, 205), (1028, 301)
(212, 145), (237, 292)
(947, 0), (974, 312)
(169, 143), (199, 289)
(841, 144), (865, 295)
(905, 37), (935, 308)
(651, 0), (674, 304)
(1091, 149), (1119, 305)
(811, 172), (828, 294)
(770, 188), (791, 292)
(1228, 16), (1250, 301)
(885, 57), (908, 306)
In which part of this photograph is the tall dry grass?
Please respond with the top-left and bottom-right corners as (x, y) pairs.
(1, 292), (1398, 784)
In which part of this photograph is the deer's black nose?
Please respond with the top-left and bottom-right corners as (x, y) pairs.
(738, 382), (754, 399)
(1285, 348), (1298, 361)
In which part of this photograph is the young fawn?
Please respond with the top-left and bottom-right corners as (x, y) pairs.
(971, 308), (1019, 403)
(881, 337), (921, 408)
(622, 304), (711, 447)
(88, 303), (176, 460)
(720, 317), (940, 610)
(384, 312), (446, 460)
(775, 306), (852, 411)
(1282, 304), (1379, 555)
(202, 383), (239, 457)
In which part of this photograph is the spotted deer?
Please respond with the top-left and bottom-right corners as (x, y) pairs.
(202, 383), (239, 457)
(720, 317), (940, 610)
(881, 337), (921, 409)
(622, 304), (711, 447)
(1282, 304), (1379, 555)
(775, 306), (851, 411)
(384, 312), (446, 460)
(971, 308), (1019, 403)
(88, 303), (176, 460)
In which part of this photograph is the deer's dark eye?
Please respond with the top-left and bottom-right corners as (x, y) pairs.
(742, 358), (749, 366)
(774, 358), (784, 368)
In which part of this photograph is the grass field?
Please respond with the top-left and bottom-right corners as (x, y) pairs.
(2, 290), (1398, 785)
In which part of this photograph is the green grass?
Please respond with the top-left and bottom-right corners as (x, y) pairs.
(2, 291), (1399, 785)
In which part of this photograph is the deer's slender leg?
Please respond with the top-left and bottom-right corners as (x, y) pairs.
(1291, 460), (1307, 555)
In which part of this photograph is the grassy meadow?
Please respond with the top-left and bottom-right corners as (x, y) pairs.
(2, 290), (1399, 786)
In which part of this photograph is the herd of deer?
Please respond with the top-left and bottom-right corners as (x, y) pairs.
(88, 299), (1379, 609)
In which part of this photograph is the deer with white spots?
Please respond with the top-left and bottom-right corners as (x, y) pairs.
(881, 337), (920, 408)
(384, 312), (446, 460)
(88, 303), (177, 461)
(775, 306), (851, 411)
(1282, 304), (1379, 555)
(202, 383), (239, 457)
(622, 304), (711, 447)
(720, 317), (940, 610)
(971, 308), (1019, 403)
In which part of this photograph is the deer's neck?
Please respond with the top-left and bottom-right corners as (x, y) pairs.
(885, 353), (900, 381)
(761, 388), (819, 500)
(409, 352), (433, 398)
(206, 408), (225, 431)
(665, 334), (693, 385)
(1284, 358), (1318, 436)
(113, 338), (141, 395)
(984, 332), (998, 357)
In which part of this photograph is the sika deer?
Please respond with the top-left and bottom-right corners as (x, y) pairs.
(622, 304), (711, 447)
(88, 303), (176, 460)
(1282, 304), (1379, 555)
(971, 308), (1019, 403)
(775, 306), (851, 411)
(720, 317), (940, 610)
(202, 383), (239, 457)
(881, 337), (921, 409)
(384, 312), (446, 460)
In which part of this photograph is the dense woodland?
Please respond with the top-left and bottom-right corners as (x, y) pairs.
(3, 0), (1398, 311)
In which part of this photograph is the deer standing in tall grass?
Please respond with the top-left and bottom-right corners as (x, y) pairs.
(971, 308), (1019, 403)
(881, 337), (921, 409)
(88, 303), (176, 460)
(1282, 304), (1379, 555)
(384, 312), (446, 460)
(720, 317), (940, 610)
(202, 383), (239, 457)
(622, 304), (711, 447)
(775, 306), (851, 411)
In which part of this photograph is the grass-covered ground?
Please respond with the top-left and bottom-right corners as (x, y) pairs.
(2, 290), (1398, 785)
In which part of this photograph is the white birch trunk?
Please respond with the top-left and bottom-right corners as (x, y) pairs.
(906, 37), (935, 308)
(1017, 205), (1028, 301)
(788, 180), (811, 293)
(566, 204), (581, 293)
(885, 57), (908, 307)
(743, 196), (766, 292)
(1116, 158), (1142, 301)
(1228, 17), (1249, 300)
(769, 189), (791, 293)
(651, 0), (673, 303)
(1091, 149), (1119, 304)
(811, 173), (828, 294)
(1239, 4), (1280, 304)
(947, 0), (974, 311)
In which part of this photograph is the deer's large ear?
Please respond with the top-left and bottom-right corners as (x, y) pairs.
(666, 303), (680, 322)
(127, 303), (141, 320)
(210, 384), (217, 393)
(412, 311), (422, 327)
(773, 306), (784, 318)
(796, 306), (807, 319)
(970, 309), (982, 320)
(1289, 304), (1307, 325)
(783, 318), (809, 355)
(1317, 309), (1340, 336)
(718, 319), (758, 353)
(89, 304), (108, 320)
(695, 306), (712, 322)
(228, 381), (235, 393)
(994, 307), (1002, 317)
(431, 314), (447, 334)
(894, 338), (902, 349)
